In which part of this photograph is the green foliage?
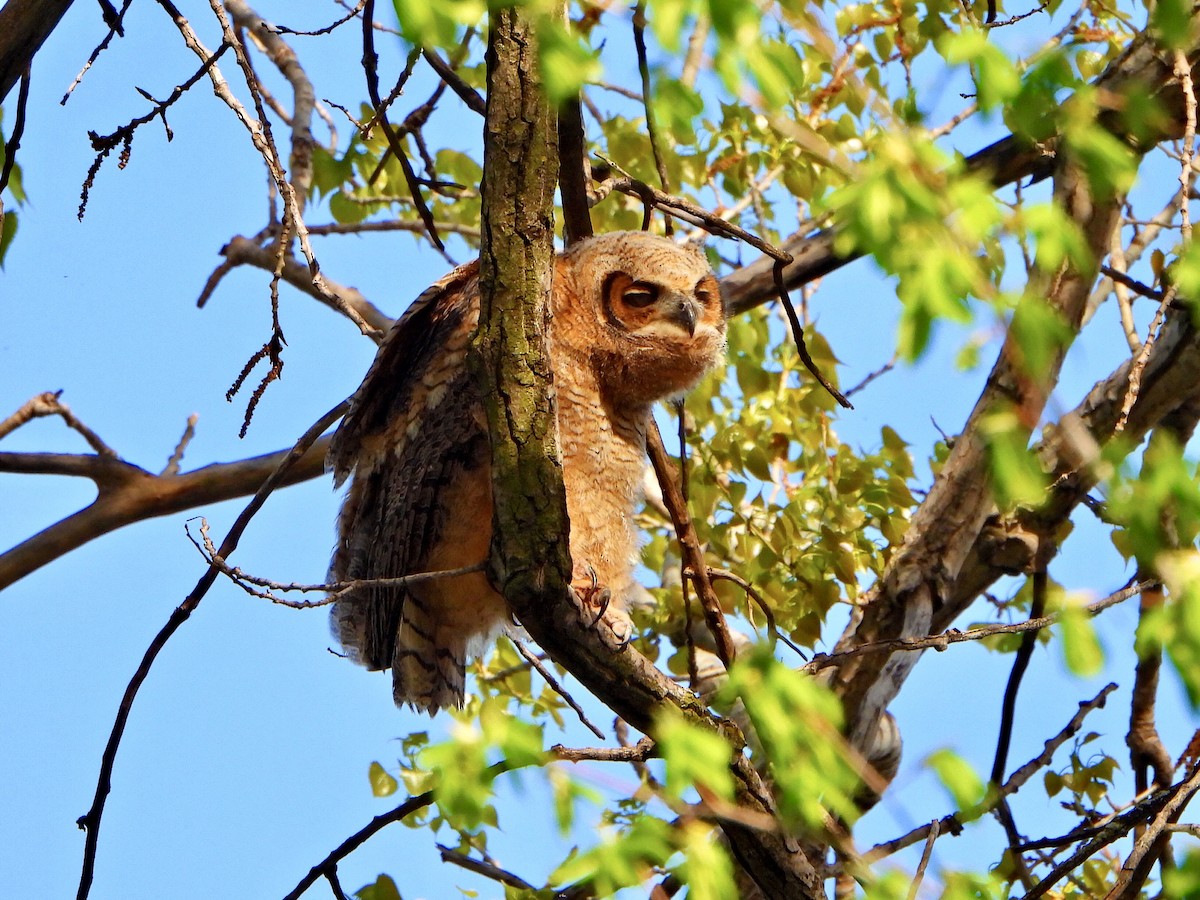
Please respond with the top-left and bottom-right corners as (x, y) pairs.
(720, 649), (862, 827)
(654, 711), (736, 803)
(825, 134), (1003, 358)
(1164, 847), (1200, 898)
(928, 748), (987, 809)
(1108, 435), (1200, 566)
(369, 760), (400, 797)
(1053, 593), (1105, 677)
(1146, 551), (1200, 707)
(356, 873), (404, 900)
(0, 210), (16, 269)
(981, 409), (1049, 511)
(1043, 735), (1118, 808)
(550, 813), (677, 895)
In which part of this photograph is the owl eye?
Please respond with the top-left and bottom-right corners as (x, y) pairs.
(694, 277), (718, 305)
(623, 282), (660, 308)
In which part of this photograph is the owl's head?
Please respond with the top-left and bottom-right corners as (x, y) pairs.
(554, 231), (727, 405)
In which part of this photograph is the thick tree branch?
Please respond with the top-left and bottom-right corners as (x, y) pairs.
(0, 0), (75, 104)
(470, 7), (824, 897)
(0, 437), (330, 590)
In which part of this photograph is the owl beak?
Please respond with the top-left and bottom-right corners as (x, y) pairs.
(666, 295), (699, 337)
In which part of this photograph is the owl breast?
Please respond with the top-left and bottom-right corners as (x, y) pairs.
(329, 231), (726, 712)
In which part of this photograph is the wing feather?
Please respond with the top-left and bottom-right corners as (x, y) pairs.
(328, 260), (488, 705)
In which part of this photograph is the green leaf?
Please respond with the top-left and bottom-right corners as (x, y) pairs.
(981, 410), (1048, 510)
(655, 711), (736, 803)
(537, 21), (602, 106)
(356, 873), (403, 900)
(369, 761), (399, 798)
(1057, 596), (1104, 677)
(675, 822), (737, 900)
(550, 814), (675, 895)
(1151, 0), (1195, 49)
(718, 649), (861, 827)
(928, 748), (986, 809)
(0, 209), (15, 268)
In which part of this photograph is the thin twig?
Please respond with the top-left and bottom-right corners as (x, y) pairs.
(866, 683), (1118, 862)
(422, 48), (486, 115)
(806, 580), (1153, 673)
(61, 0), (134, 104)
(437, 846), (538, 891)
(633, 1), (672, 236)
(76, 400), (349, 900)
(282, 791), (436, 900)
(361, 0), (443, 249)
(551, 737), (657, 764)
(0, 66), (29, 199)
(187, 520), (485, 607)
(161, 413), (198, 476)
(512, 637), (606, 740)
(0, 390), (117, 456)
(906, 819), (939, 900)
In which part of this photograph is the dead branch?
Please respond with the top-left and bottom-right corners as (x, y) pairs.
(204, 234), (393, 336)
(512, 636), (606, 740)
(282, 790), (436, 900)
(225, 0), (316, 212)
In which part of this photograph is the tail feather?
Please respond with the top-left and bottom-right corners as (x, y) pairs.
(391, 591), (467, 713)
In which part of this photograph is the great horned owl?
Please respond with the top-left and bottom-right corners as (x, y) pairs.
(328, 231), (726, 712)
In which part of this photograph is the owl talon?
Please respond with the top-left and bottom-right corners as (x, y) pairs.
(571, 569), (632, 650)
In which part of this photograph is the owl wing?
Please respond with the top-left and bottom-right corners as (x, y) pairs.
(328, 260), (492, 709)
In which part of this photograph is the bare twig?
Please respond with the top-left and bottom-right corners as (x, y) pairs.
(552, 737), (657, 764)
(78, 43), (229, 219)
(992, 564), (1047, 785)
(906, 819), (939, 900)
(0, 390), (116, 455)
(807, 580), (1151, 674)
(437, 846), (538, 892)
(633, 1), (672, 235)
(273, 0), (365, 36)
(512, 637), (606, 740)
(866, 683), (1118, 862)
(204, 234), (392, 337)
(282, 790), (436, 900)
(422, 48), (486, 115)
(60, 0), (133, 104)
(161, 413), (198, 476)
(361, 0), (443, 250)
(225, 0), (316, 213)
(0, 65), (29, 201)
(187, 520), (486, 607)
(76, 400), (348, 900)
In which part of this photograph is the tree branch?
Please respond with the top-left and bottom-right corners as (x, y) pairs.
(0, 436), (331, 591)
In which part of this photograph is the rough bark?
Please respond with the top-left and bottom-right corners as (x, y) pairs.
(470, 9), (825, 897)
(0, 0), (76, 104)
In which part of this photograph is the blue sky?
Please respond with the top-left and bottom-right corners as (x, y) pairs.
(2, 2), (1197, 899)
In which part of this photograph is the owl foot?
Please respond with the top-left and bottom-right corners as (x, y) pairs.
(572, 567), (632, 650)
